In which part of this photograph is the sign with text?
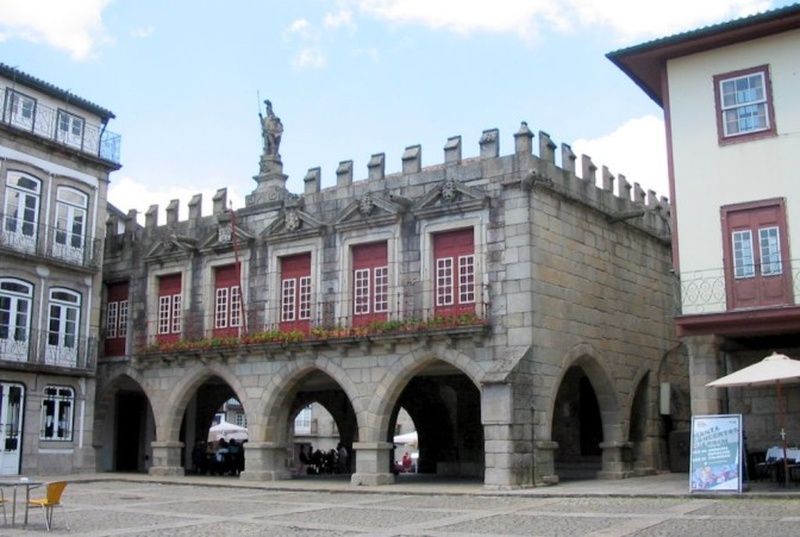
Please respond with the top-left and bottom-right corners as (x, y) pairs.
(689, 414), (742, 493)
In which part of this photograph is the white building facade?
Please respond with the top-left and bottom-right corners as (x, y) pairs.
(0, 63), (120, 474)
(610, 5), (800, 453)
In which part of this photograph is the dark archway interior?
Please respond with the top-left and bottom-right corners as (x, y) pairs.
(288, 370), (358, 476)
(179, 375), (239, 473)
(629, 373), (650, 469)
(101, 376), (155, 473)
(553, 366), (604, 479)
(387, 362), (483, 479)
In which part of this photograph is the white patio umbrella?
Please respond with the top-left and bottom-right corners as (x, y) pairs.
(706, 352), (800, 486)
(393, 430), (418, 447)
(208, 420), (249, 442)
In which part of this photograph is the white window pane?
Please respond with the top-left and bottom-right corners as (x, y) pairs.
(436, 257), (454, 306)
(732, 230), (755, 279)
(760, 226), (782, 276)
(354, 268), (370, 315)
(374, 266), (389, 313)
(458, 255), (475, 304)
(171, 294), (182, 333)
(299, 276), (311, 320)
(281, 279), (296, 322)
(215, 287), (229, 329)
(158, 295), (171, 334)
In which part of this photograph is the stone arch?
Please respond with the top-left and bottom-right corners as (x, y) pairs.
(548, 343), (622, 446)
(160, 362), (251, 441)
(625, 366), (654, 440)
(256, 355), (364, 444)
(94, 368), (157, 472)
(367, 342), (485, 442)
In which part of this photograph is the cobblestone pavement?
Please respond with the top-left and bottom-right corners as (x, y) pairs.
(2, 480), (800, 537)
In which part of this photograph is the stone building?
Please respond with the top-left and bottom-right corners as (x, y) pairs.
(0, 63), (120, 475)
(97, 107), (685, 486)
(609, 5), (800, 456)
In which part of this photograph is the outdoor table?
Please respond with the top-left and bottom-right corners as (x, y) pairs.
(0, 477), (43, 527)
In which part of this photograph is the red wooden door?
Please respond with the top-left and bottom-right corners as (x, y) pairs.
(722, 200), (792, 310)
(280, 253), (311, 333)
(352, 241), (388, 327)
(104, 281), (128, 356)
(157, 273), (182, 343)
(214, 264), (241, 337)
(433, 228), (475, 317)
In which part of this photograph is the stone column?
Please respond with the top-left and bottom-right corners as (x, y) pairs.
(685, 334), (724, 415)
(533, 440), (559, 485)
(597, 440), (633, 479)
(350, 441), (395, 485)
(240, 442), (292, 481)
(149, 441), (185, 476)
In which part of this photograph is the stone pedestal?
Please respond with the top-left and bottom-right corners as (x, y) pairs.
(350, 441), (395, 485)
(240, 442), (292, 481)
(149, 441), (185, 476)
(597, 441), (634, 479)
(533, 440), (559, 485)
(247, 157), (289, 207)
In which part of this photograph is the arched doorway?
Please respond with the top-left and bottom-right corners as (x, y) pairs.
(386, 360), (483, 480)
(179, 375), (246, 476)
(552, 365), (604, 479)
(95, 375), (156, 473)
(629, 373), (652, 473)
(285, 370), (358, 478)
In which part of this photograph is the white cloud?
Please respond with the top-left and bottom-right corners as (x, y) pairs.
(571, 0), (773, 42)
(351, 0), (774, 41)
(0, 0), (111, 60)
(291, 47), (327, 70)
(353, 47), (380, 62)
(285, 18), (311, 38)
(571, 115), (669, 200)
(129, 25), (154, 39)
(108, 176), (246, 225)
(324, 9), (356, 30)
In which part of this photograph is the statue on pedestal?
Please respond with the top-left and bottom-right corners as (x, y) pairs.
(259, 99), (283, 160)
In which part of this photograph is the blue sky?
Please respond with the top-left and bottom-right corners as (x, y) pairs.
(0, 0), (792, 219)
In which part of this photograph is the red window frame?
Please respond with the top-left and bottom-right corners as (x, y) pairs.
(352, 241), (389, 327)
(280, 253), (311, 333)
(104, 281), (129, 356)
(433, 228), (475, 317)
(721, 198), (792, 310)
(713, 65), (777, 146)
(213, 264), (241, 337)
(156, 273), (182, 343)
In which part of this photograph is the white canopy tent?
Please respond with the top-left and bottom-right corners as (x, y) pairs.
(208, 420), (249, 442)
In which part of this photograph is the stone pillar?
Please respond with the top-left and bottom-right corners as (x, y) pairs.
(188, 194), (202, 220)
(514, 122), (534, 155)
(533, 440), (559, 485)
(561, 144), (576, 174)
(479, 128), (499, 159)
(240, 442), (292, 481)
(145, 205), (158, 229)
(597, 440), (634, 479)
(149, 441), (185, 476)
(444, 136), (462, 165)
(368, 153), (385, 181)
(539, 132), (556, 164)
(686, 335), (724, 415)
(402, 145), (421, 174)
(350, 441), (395, 485)
(213, 188), (227, 215)
(304, 167), (321, 195)
(166, 199), (179, 226)
(337, 160), (354, 188)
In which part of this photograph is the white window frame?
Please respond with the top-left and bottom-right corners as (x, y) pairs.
(458, 254), (476, 304)
(0, 279), (32, 362)
(732, 230), (755, 279)
(374, 266), (389, 313)
(47, 289), (80, 350)
(354, 268), (371, 315)
(54, 187), (88, 262)
(299, 276), (311, 320)
(719, 71), (769, 137)
(281, 278), (297, 322)
(106, 301), (119, 338)
(215, 287), (229, 329)
(40, 386), (74, 441)
(56, 109), (85, 148)
(3, 172), (41, 252)
(759, 226), (783, 276)
(5, 89), (35, 130)
(436, 257), (454, 306)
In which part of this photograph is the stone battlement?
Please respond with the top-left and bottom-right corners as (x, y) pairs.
(106, 122), (670, 242)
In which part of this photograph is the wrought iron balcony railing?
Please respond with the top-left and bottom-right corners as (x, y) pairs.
(1, 85), (120, 164)
(676, 260), (800, 315)
(0, 212), (102, 270)
(0, 327), (96, 370)
(126, 285), (491, 355)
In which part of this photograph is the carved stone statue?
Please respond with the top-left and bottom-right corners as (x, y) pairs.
(259, 99), (283, 159)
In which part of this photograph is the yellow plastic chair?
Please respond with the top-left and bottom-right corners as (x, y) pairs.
(0, 488), (7, 525)
(27, 481), (69, 531)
